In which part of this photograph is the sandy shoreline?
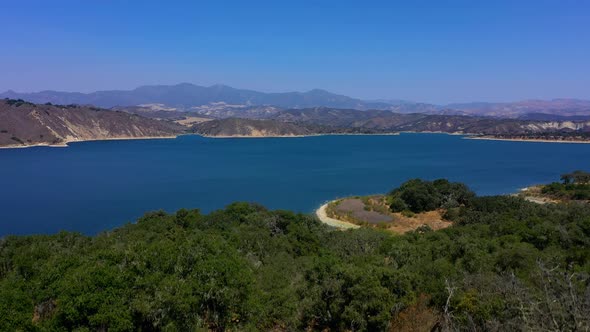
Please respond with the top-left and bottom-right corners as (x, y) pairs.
(0, 132), (400, 148)
(315, 202), (360, 230)
(315, 184), (560, 230)
(0, 135), (180, 150)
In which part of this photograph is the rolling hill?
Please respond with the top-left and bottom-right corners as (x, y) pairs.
(0, 99), (185, 147)
(189, 107), (590, 139)
(3, 98), (590, 144)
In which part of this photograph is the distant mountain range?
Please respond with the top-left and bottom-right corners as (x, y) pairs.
(2, 83), (590, 118)
(0, 83), (394, 110)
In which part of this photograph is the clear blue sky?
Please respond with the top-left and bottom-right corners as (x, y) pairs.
(1, 0), (589, 104)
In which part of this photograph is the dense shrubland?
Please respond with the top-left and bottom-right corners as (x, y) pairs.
(1, 181), (590, 331)
(540, 171), (590, 200)
(388, 179), (474, 213)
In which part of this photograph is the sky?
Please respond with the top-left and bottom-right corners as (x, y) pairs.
(0, 0), (589, 104)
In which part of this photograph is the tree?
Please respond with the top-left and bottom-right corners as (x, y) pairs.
(389, 197), (408, 212)
(561, 170), (590, 184)
(571, 170), (590, 184)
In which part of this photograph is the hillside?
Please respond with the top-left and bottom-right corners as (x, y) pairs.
(188, 108), (590, 139)
(111, 104), (190, 120)
(1, 181), (589, 330)
(190, 103), (283, 119)
(191, 118), (313, 137)
(190, 118), (380, 137)
(272, 107), (590, 136)
(0, 99), (185, 147)
(447, 99), (590, 118)
(4, 98), (590, 144)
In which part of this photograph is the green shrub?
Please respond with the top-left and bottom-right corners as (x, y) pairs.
(389, 179), (474, 213)
(390, 197), (408, 212)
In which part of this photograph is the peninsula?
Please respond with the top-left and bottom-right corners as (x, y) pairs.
(318, 174), (590, 233)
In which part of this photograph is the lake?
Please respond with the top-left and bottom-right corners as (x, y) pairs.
(1, 133), (589, 236)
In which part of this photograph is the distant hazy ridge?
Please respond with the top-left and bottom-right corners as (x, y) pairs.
(3, 83), (590, 118)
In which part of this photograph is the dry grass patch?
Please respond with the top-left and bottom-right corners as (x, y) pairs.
(175, 116), (213, 126)
(326, 196), (452, 234)
(516, 185), (560, 204)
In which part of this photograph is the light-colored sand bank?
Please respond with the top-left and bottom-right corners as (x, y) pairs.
(315, 203), (360, 230)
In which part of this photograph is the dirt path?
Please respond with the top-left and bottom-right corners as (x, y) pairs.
(315, 203), (360, 230)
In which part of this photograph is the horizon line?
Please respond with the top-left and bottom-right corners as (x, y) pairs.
(2, 82), (589, 106)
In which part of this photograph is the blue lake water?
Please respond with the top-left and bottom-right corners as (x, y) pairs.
(1, 133), (589, 236)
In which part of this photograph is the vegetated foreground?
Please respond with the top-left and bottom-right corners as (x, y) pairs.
(1, 179), (590, 331)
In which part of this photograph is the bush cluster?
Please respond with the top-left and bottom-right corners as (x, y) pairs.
(389, 179), (475, 213)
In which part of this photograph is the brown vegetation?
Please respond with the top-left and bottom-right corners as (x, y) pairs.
(326, 196), (452, 234)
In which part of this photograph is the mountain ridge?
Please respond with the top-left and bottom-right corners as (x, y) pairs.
(2, 83), (590, 118)
(0, 83), (394, 110)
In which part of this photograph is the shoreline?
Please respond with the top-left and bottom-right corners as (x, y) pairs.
(465, 136), (590, 144)
(3, 131), (590, 149)
(197, 132), (401, 139)
(315, 184), (558, 230)
(0, 135), (180, 150)
(0, 132), (401, 148)
(198, 132), (590, 143)
(398, 131), (473, 136)
(315, 202), (360, 230)
(516, 185), (560, 204)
